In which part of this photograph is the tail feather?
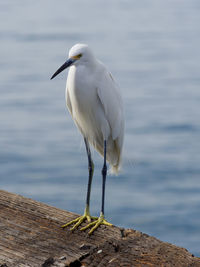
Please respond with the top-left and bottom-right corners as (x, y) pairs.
(90, 136), (123, 175)
(110, 163), (120, 175)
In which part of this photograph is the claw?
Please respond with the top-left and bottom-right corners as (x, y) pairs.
(81, 212), (113, 234)
(61, 205), (97, 231)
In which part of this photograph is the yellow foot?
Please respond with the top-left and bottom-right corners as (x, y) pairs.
(61, 205), (97, 231)
(80, 212), (113, 235)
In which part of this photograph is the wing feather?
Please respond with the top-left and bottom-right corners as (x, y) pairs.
(97, 70), (124, 141)
(97, 69), (124, 173)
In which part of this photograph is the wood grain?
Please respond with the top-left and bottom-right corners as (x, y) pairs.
(0, 190), (199, 266)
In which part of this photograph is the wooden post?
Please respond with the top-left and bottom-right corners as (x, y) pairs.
(0, 190), (199, 267)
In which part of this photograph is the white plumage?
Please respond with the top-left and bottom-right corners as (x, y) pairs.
(66, 44), (124, 173)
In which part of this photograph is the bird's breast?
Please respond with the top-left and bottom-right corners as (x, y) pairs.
(67, 66), (98, 114)
(66, 65), (110, 143)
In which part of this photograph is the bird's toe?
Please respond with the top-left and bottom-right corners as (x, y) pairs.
(80, 214), (113, 234)
(61, 212), (97, 231)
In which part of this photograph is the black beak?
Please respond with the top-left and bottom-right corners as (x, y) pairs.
(50, 58), (75, 80)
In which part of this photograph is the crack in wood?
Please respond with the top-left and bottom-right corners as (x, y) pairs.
(0, 190), (200, 267)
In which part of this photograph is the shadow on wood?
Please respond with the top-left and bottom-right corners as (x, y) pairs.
(0, 190), (200, 267)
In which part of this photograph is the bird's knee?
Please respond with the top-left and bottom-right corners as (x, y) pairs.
(101, 163), (107, 177)
(88, 161), (94, 175)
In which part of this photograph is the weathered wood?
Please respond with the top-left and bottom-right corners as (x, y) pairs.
(0, 190), (199, 267)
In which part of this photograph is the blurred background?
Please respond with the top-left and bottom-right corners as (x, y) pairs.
(0, 0), (200, 256)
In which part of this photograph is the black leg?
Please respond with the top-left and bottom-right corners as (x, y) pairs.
(101, 140), (107, 215)
(61, 138), (95, 230)
(80, 140), (112, 234)
(84, 138), (94, 207)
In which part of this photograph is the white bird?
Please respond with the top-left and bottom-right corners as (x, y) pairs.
(51, 43), (124, 234)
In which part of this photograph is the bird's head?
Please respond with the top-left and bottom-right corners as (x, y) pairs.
(51, 43), (94, 80)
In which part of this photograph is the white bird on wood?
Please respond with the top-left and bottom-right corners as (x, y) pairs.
(51, 43), (124, 234)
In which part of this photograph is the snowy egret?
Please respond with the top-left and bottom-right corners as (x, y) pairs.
(51, 43), (124, 234)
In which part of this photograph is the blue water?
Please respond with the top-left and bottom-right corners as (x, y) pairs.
(1, 0), (200, 256)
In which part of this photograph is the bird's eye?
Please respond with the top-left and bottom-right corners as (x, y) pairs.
(72, 53), (82, 60)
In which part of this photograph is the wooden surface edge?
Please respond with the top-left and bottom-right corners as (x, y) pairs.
(0, 189), (200, 267)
